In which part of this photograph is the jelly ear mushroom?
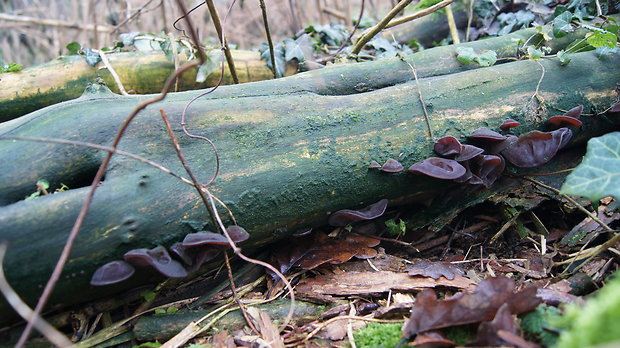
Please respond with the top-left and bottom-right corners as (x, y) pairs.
(469, 128), (508, 141)
(328, 199), (389, 227)
(182, 232), (230, 247)
(548, 115), (582, 127)
(434, 136), (462, 157)
(470, 155), (505, 188)
(90, 260), (135, 286)
(455, 144), (484, 162)
(124, 246), (188, 278)
(381, 158), (404, 173)
(369, 160), (381, 169)
(227, 225), (250, 243)
(565, 104), (584, 118)
(548, 105), (584, 128)
(500, 119), (521, 131)
(408, 157), (466, 180)
(501, 128), (572, 167)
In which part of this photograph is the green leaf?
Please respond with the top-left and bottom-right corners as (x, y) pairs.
(119, 32), (140, 47)
(565, 38), (593, 53)
(455, 47), (477, 65)
(557, 50), (573, 65)
(154, 308), (166, 315)
(140, 290), (156, 303)
(36, 179), (50, 191)
(1, 62), (23, 73)
(83, 48), (101, 67)
(196, 50), (220, 83)
(475, 50), (497, 66)
(284, 34), (314, 63)
(259, 42), (286, 78)
(536, 25), (553, 41)
(586, 31), (617, 48)
(561, 132), (620, 205)
(552, 11), (574, 38)
(527, 46), (544, 60)
(166, 306), (179, 314)
(66, 41), (82, 55)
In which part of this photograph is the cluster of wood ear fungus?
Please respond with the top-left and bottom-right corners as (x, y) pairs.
(371, 105), (585, 188)
(90, 226), (249, 286)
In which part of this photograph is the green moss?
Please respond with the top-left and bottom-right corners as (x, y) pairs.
(552, 272), (620, 348)
(520, 305), (561, 347)
(354, 323), (403, 348)
(442, 325), (477, 345)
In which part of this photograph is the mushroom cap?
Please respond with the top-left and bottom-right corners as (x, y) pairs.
(470, 155), (505, 188)
(548, 115), (582, 127)
(455, 144), (484, 162)
(227, 225), (250, 243)
(169, 242), (194, 266)
(434, 136), (462, 157)
(469, 128), (508, 141)
(501, 128), (572, 167)
(500, 119), (521, 131)
(381, 158), (404, 173)
(90, 260), (135, 286)
(328, 199), (389, 227)
(182, 232), (230, 247)
(124, 246), (188, 278)
(408, 157), (467, 180)
(369, 160), (382, 169)
(564, 105), (584, 118)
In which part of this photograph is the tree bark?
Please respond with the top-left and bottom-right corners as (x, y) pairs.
(0, 50), (618, 326)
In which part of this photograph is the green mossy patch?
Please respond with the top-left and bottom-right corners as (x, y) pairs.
(354, 323), (403, 348)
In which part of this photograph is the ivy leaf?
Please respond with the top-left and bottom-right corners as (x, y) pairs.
(552, 11), (574, 38)
(119, 32), (140, 47)
(586, 31), (618, 48)
(284, 34), (314, 63)
(557, 50), (572, 65)
(475, 50), (497, 66)
(561, 132), (620, 206)
(527, 46), (544, 60)
(455, 47), (477, 65)
(259, 42), (286, 78)
(66, 41), (82, 55)
(83, 48), (101, 67)
(195, 50), (220, 83)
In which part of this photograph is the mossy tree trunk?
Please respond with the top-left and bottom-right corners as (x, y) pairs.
(0, 50), (618, 326)
(0, 24), (591, 122)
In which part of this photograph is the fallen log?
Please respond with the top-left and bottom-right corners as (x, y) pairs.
(0, 23), (590, 122)
(0, 50), (618, 326)
(0, 49), (295, 123)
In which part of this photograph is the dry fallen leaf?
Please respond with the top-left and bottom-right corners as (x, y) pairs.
(247, 308), (285, 348)
(270, 232), (380, 276)
(402, 276), (541, 339)
(407, 260), (465, 280)
(408, 330), (455, 347)
(468, 303), (518, 347)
